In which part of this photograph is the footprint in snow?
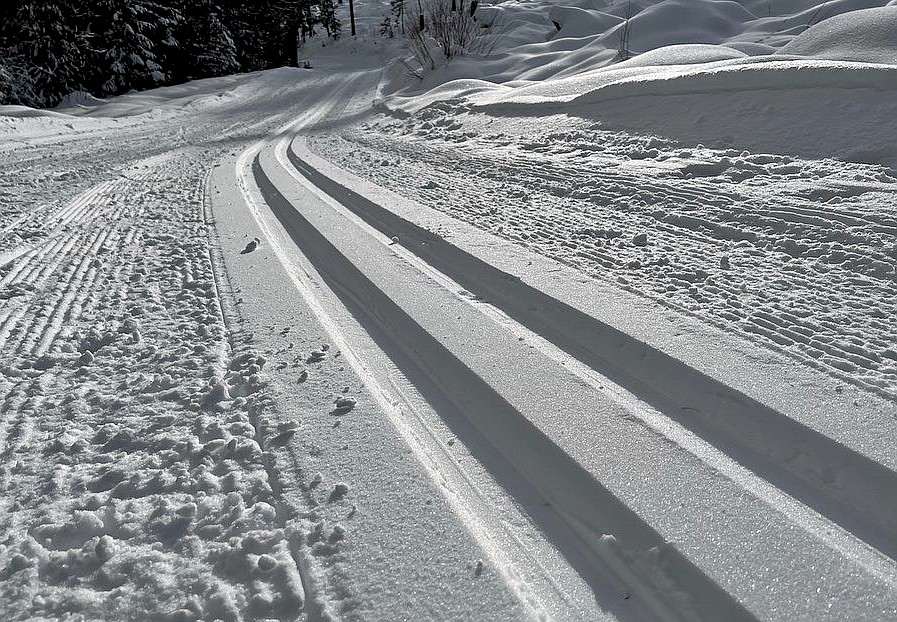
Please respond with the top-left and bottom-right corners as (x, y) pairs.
(241, 237), (260, 254)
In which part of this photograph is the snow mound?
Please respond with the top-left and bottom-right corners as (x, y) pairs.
(565, 60), (897, 106)
(779, 7), (897, 64)
(616, 0), (758, 51)
(56, 91), (106, 109)
(548, 6), (623, 39)
(0, 105), (73, 119)
(725, 41), (779, 55)
(618, 43), (747, 67)
(466, 59), (897, 165)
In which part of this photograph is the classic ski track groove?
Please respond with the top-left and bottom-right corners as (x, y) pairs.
(236, 139), (599, 622)
(282, 138), (897, 577)
(284, 137), (897, 561)
(315, 129), (897, 398)
(235, 117), (897, 619)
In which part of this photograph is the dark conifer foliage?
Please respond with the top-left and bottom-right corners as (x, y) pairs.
(0, 0), (340, 108)
(0, 1), (89, 106)
(318, 0), (342, 39)
(170, 0), (239, 80)
(86, 0), (175, 95)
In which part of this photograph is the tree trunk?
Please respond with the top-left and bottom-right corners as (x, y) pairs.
(349, 0), (356, 36)
(285, 21), (298, 67)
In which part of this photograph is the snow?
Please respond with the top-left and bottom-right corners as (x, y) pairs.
(779, 6), (897, 63)
(55, 90), (106, 108)
(2, 0), (897, 619)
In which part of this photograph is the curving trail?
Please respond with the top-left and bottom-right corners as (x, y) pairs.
(1, 48), (896, 622)
(210, 65), (897, 619)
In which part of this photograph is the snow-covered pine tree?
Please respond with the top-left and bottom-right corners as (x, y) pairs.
(172, 0), (238, 79)
(194, 9), (239, 76)
(1, 0), (319, 107)
(87, 0), (174, 96)
(381, 0), (405, 37)
(221, 0), (310, 70)
(220, 1), (274, 70)
(0, 0), (90, 107)
(318, 0), (341, 39)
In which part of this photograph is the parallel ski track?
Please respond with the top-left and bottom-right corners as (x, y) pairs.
(284, 136), (897, 561)
(319, 129), (897, 398)
(234, 117), (897, 619)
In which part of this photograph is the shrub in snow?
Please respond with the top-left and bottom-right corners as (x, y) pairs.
(403, 0), (499, 73)
(617, 1), (635, 61)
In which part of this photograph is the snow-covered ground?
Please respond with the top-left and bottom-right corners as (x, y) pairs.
(2, 0), (897, 620)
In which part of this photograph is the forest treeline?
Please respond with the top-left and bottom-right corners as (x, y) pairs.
(0, 0), (342, 108)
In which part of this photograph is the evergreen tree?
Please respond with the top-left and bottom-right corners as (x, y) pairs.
(87, 0), (174, 95)
(195, 11), (239, 75)
(1, 1), (90, 107)
(172, 0), (238, 79)
(221, 0), (308, 70)
(221, 1), (274, 70)
(318, 0), (341, 39)
(0, 0), (332, 108)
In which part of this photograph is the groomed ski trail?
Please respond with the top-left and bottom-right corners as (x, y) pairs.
(220, 84), (897, 621)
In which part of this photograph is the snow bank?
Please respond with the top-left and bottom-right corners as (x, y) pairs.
(615, 0), (758, 51)
(376, 0), (897, 166)
(615, 43), (747, 66)
(779, 6), (897, 63)
(0, 105), (74, 119)
(55, 91), (106, 109)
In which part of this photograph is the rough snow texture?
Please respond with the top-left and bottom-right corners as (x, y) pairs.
(308, 108), (897, 398)
(0, 47), (527, 619)
(0, 145), (308, 620)
(0, 67), (359, 621)
(3, 0), (897, 618)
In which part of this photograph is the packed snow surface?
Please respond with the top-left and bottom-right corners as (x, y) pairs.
(2, 0), (897, 620)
